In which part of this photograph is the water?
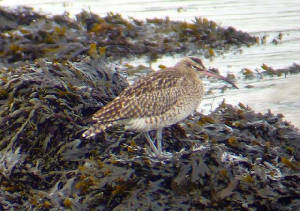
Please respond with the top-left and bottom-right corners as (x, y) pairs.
(1, 0), (299, 127)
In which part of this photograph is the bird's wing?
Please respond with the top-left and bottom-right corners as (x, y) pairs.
(91, 69), (189, 123)
(120, 69), (183, 98)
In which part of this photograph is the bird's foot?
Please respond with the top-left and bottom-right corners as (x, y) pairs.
(157, 151), (173, 159)
(146, 150), (173, 160)
(144, 130), (173, 160)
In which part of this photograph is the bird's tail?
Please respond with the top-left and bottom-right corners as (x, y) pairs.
(82, 97), (127, 138)
(82, 122), (113, 138)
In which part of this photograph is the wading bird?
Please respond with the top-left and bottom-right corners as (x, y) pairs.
(83, 57), (238, 157)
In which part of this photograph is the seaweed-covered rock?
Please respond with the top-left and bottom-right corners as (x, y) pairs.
(0, 57), (127, 176)
(0, 6), (257, 67)
(0, 6), (299, 211)
(0, 6), (45, 31)
(240, 63), (300, 81)
(1, 68), (299, 211)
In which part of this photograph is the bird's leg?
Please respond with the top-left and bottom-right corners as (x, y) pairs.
(156, 128), (163, 155)
(144, 132), (160, 156)
(145, 130), (172, 158)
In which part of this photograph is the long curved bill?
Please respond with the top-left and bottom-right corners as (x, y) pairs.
(202, 69), (239, 89)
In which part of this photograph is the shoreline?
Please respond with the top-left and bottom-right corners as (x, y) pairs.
(228, 75), (300, 129)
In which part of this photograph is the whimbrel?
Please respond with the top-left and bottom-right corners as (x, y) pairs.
(83, 57), (237, 157)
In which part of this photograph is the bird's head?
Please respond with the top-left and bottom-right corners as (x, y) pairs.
(177, 57), (238, 89)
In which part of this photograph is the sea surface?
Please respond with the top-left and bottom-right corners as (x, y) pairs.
(1, 0), (299, 128)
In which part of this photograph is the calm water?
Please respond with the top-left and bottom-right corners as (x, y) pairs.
(1, 0), (300, 127)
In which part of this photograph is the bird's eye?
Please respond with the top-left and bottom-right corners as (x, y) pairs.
(192, 65), (198, 70)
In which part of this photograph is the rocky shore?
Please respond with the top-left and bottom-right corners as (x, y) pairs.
(0, 6), (299, 211)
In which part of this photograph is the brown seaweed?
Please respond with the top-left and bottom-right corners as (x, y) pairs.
(0, 6), (299, 211)
(0, 7), (257, 67)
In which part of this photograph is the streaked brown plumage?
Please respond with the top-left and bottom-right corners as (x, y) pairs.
(83, 57), (237, 157)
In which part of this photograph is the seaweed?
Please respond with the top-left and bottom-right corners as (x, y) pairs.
(0, 6), (299, 211)
(0, 7), (257, 67)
